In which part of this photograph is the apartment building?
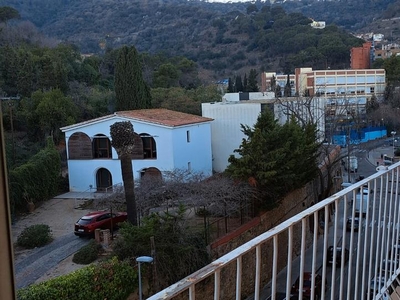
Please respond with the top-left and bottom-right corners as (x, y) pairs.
(350, 41), (373, 69)
(202, 94), (325, 173)
(375, 43), (400, 59)
(262, 67), (385, 99)
(261, 72), (296, 96)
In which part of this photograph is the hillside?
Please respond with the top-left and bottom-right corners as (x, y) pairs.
(2, 0), (394, 82)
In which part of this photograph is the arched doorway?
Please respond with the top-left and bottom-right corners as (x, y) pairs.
(96, 168), (112, 191)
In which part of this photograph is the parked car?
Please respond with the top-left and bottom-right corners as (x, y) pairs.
(266, 293), (299, 300)
(327, 246), (349, 266)
(74, 211), (127, 237)
(389, 244), (400, 261)
(367, 276), (392, 300)
(379, 259), (399, 275)
(291, 272), (324, 299)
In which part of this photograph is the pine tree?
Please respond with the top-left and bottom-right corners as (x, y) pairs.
(115, 46), (152, 111)
(226, 110), (319, 208)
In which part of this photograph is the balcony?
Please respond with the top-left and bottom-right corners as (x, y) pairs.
(148, 163), (400, 300)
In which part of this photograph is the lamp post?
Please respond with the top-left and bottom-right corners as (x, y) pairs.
(136, 256), (153, 300)
(391, 131), (396, 157)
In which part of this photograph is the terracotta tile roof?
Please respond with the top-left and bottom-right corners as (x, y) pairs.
(117, 109), (213, 127)
(61, 109), (213, 132)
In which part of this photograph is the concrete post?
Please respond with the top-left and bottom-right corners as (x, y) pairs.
(95, 228), (101, 242)
(102, 229), (110, 248)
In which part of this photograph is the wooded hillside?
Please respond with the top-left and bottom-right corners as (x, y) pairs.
(1, 0), (373, 82)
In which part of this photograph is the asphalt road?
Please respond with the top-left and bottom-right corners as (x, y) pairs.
(14, 233), (90, 289)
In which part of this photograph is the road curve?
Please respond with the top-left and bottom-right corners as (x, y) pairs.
(15, 233), (90, 289)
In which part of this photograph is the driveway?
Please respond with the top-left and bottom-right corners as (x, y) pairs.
(12, 196), (92, 289)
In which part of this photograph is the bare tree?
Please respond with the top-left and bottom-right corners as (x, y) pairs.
(274, 93), (366, 201)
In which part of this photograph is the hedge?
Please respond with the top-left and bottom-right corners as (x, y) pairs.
(9, 137), (61, 211)
(17, 257), (137, 300)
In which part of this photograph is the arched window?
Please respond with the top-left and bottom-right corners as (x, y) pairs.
(68, 132), (92, 159)
(140, 133), (157, 159)
(93, 134), (112, 159)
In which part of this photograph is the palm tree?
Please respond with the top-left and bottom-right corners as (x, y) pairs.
(110, 121), (137, 225)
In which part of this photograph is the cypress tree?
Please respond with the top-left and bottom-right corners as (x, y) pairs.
(228, 77), (234, 92)
(243, 73), (248, 92)
(235, 75), (243, 92)
(115, 46), (152, 111)
(247, 69), (259, 92)
(284, 74), (292, 97)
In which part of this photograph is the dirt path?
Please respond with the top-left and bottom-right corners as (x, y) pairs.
(12, 198), (92, 287)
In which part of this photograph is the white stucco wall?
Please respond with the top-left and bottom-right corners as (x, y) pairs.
(202, 102), (262, 173)
(63, 115), (212, 192)
(171, 123), (213, 176)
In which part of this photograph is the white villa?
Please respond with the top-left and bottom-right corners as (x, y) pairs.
(61, 109), (213, 192)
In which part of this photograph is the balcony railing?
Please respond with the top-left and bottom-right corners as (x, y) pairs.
(148, 163), (400, 300)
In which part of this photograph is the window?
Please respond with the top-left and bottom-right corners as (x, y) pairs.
(140, 133), (157, 159)
(370, 87), (375, 93)
(186, 130), (190, 143)
(93, 134), (112, 158)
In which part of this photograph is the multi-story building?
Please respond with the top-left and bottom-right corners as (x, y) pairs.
(375, 43), (400, 59)
(202, 93), (325, 173)
(261, 72), (296, 96)
(294, 67), (386, 100)
(350, 41), (373, 69)
(262, 67), (386, 100)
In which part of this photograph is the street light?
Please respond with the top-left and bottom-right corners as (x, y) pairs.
(391, 131), (396, 157)
(136, 256), (153, 300)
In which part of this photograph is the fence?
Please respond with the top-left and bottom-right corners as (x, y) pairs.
(147, 163), (400, 300)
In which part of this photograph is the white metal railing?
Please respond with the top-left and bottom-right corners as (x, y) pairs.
(148, 163), (400, 300)
(104, 182), (123, 193)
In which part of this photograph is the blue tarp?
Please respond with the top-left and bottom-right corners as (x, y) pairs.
(332, 126), (387, 147)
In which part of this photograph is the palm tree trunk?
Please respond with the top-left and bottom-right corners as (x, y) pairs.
(120, 154), (137, 225)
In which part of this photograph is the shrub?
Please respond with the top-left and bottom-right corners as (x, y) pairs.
(113, 207), (210, 285)
(17, 224), (52, 249)
(73, 240), (103, 264)
(17, 257), (137, 300)
(9, 138), (61, 212)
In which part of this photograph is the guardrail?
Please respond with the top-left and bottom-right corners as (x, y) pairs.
(148, 163), (400, 300)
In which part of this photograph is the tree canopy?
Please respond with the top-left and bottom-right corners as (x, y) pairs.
(0, 6), (20, 24)
(226, 109), (320, 209)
